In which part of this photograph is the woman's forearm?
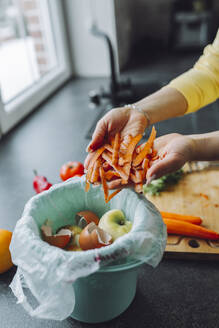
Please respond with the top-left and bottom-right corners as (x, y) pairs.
(134, 86), (188, 125)
(134, 30), (219, 121)
(168, 30), (219, 114)
(189, 131), (219, 161)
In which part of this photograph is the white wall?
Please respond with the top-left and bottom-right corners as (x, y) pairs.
(63, 0), (119, 77)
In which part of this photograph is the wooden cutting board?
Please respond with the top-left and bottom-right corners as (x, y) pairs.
(146, 163), (219, 260)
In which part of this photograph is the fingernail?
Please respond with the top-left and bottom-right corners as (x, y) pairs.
(146, 174), (156, 186)
(86, 143), (92, 153)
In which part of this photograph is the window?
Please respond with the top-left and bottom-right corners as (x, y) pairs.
(0, 0), (71, 135)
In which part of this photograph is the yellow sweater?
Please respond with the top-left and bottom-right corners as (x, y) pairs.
(168, 29), (219, 113)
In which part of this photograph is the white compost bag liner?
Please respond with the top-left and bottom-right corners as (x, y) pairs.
(10, 176), (167, 321)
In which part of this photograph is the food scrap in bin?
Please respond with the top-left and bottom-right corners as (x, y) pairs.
(85, 126), (157, 202)
(41, 223), (71, 249)
(41, 209), (132, 251)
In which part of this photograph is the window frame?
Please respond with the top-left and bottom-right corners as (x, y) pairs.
(0, 0), (72, 135)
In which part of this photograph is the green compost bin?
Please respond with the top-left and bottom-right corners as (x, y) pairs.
(10, 178), (166, 322)
(71, 259), (144, 323)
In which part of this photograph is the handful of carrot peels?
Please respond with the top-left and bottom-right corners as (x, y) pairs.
(85, 126), (157, 203)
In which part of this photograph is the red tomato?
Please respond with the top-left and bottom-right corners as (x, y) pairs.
(60, 161), (84, 181)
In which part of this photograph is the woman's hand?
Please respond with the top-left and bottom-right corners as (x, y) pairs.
(105, 133), (195, 190)
(146, 133), (194, 183)
(84, 106), (148, 169)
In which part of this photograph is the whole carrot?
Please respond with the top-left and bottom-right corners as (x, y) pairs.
(161, 211), (202, 225)
(164, 218), (219, 240)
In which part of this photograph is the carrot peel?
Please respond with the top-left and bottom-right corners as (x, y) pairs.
(99, 166), (108, 203)
(106, 189), (122, 203)
(85, 126), (157, 201)
(133, 127), (156, 167)
(112, 132), (120, 165)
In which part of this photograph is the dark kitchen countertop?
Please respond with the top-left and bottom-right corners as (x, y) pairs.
(1, 75), (219, 328)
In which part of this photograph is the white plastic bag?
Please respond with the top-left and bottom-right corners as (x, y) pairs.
(10, 176), (166, 320)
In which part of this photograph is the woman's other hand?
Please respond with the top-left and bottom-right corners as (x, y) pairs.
(103, 133), (194, 190)
(146, 133), (194, 183)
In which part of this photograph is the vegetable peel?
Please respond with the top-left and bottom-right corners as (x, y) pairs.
(86, 127), (157, 201)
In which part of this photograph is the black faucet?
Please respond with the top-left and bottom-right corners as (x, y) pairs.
(89, 23), (133, 107)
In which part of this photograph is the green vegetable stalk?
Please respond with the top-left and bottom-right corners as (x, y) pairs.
(143, 169), (184, 196)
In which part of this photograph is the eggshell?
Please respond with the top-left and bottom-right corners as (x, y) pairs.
(79, 222), (112, 250)
(76, 211), (99, 226)
(42, 234), (71, 249)
(41, 226), (72, 249)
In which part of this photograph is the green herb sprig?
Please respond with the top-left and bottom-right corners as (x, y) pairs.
(143, 169), (184, 196)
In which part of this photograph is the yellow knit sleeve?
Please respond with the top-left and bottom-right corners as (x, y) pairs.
(168, 29), (219, 113)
